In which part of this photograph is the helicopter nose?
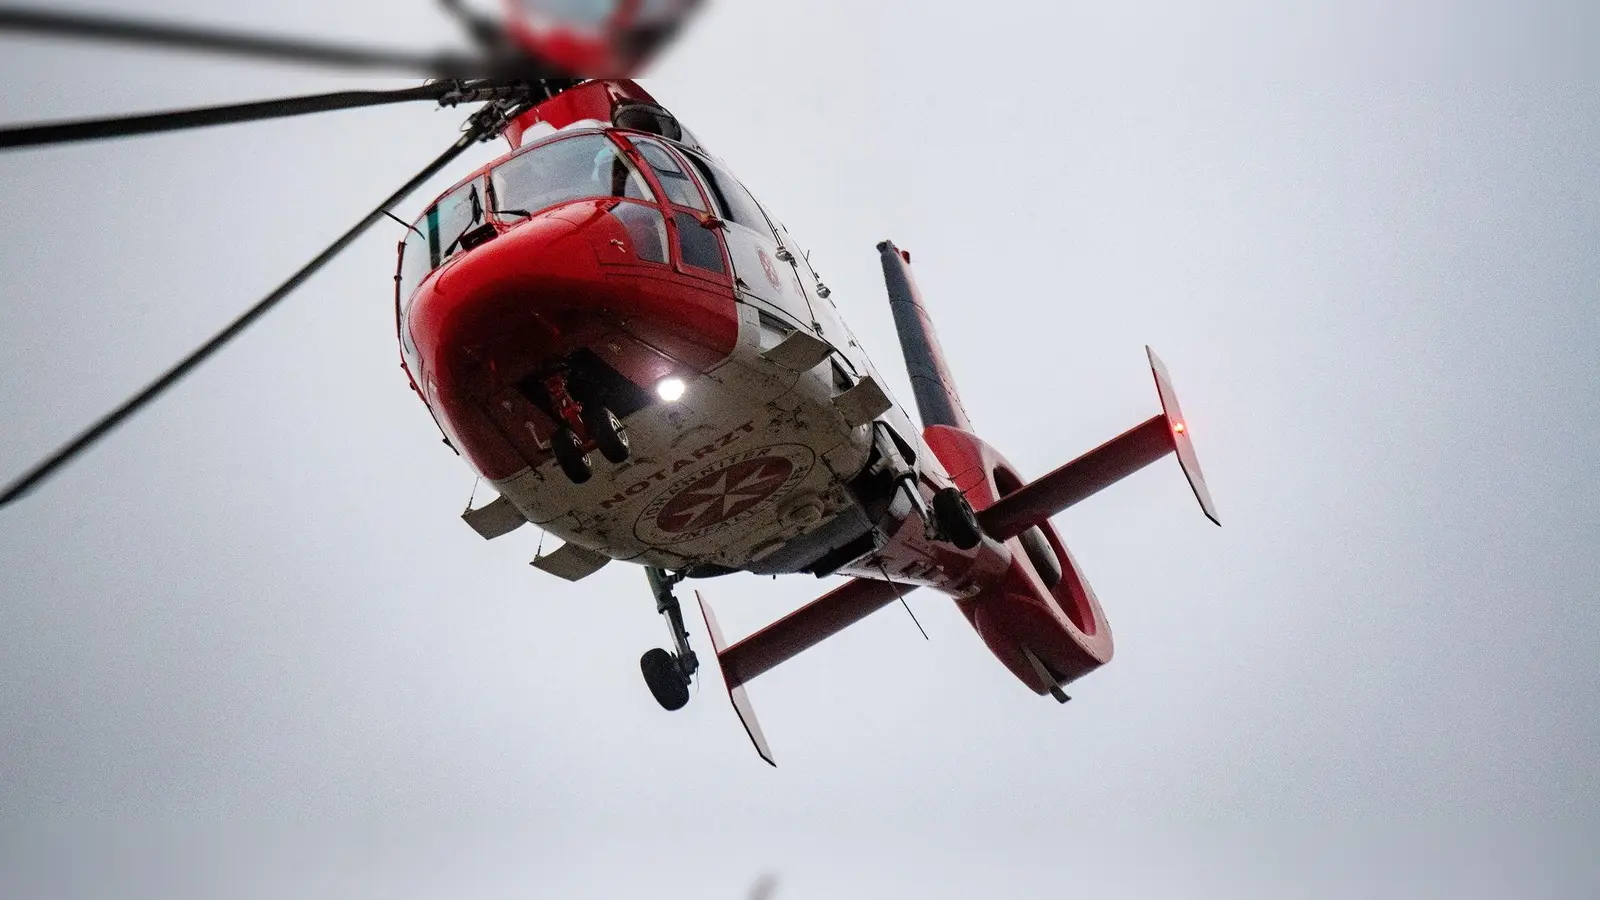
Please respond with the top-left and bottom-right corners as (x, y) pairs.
(403, 204), (739, 476)
(411, 205), (737, 396)
(415, 214), (594, 395)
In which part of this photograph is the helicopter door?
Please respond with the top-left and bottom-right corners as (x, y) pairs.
(626, 137), (731, 284)
(678, 152), (813, 329)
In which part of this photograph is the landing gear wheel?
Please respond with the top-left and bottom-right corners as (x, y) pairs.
(640, 647), (691, 711)
(583, 405), (630, 464)
(551, 427), (592, 484)
(933, 486), (983, 550)
(640, 567), (699, 711)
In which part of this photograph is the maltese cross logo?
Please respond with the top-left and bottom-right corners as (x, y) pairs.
(655, 456), (795, 535)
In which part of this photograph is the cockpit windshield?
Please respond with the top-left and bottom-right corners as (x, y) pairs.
(397, 132), (651, 308)
(490, 133), (652, 218)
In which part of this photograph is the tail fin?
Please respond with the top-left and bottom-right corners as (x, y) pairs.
(878, 240), (973, 431)
(698, 592), (776, 767)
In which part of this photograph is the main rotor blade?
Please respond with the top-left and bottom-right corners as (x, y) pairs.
(0, 83), (472, 150)
(0, 6), (492, 77)
(0, 115), (499, 509)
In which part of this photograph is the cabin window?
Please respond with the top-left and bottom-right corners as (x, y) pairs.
(629, 138), (707, 211)
(612, 203), (668, 264)
(674, 210), (725, 274)
(681, 152), (771, 237)
(490, 133), (653, 218)
(614, 105), (684, 142)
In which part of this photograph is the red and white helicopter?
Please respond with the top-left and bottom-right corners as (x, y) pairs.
(0, 1), (1219, 765)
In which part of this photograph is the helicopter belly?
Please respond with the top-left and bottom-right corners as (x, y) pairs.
(402, 202), (884, 573)
(491, 302), (875, 571)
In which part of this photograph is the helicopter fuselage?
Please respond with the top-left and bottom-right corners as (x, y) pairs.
(398, 81), (960, 584)
(394, 80), (1215, 742)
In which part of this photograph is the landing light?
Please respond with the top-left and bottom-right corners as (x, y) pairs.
(657, 377), (687, 403)
(1173, 422), (1187, 435)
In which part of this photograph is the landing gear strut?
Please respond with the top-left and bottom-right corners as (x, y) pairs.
(641, 566), (699, 711)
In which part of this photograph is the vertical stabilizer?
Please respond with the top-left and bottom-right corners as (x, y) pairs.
(878, 240), (973, 432)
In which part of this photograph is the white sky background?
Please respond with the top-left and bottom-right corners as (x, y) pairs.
(0, 1), (1596, 898)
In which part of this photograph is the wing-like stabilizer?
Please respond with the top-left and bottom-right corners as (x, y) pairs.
(697, 579), (913, 765)
(977, 347), (1220, 541)
(698, 593), (775, 766)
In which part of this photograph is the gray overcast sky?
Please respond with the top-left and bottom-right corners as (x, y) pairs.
(1, 2), (1596, 898)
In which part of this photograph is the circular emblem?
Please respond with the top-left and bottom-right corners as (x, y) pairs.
(757, 248), (784, 292)
(636, 444), (815, 546)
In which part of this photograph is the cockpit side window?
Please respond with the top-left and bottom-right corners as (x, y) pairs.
(432, 182), (483, 266)
(398, 177), (482, 309)
(629, 138), (707, 211)
(680, 152), (771, 237)
(490, 133), (653, 219)
(398, 226), (432, 312)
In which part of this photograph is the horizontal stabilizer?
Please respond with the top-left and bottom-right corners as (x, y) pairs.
(719, 577), (912, 688)
(698, 578), (916, 765)
(978, 347), (1219, 540)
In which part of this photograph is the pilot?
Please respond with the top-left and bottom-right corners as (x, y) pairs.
(593, 148), (631, 197)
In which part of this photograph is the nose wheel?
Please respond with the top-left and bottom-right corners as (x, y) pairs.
(641, 566), (699, 711)
(543, 370), (630, 484)
(551, 427), (593, 484)
(583, 405), (631, 464)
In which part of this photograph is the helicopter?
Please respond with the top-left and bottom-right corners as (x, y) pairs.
(0, 1), (1218, 765)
